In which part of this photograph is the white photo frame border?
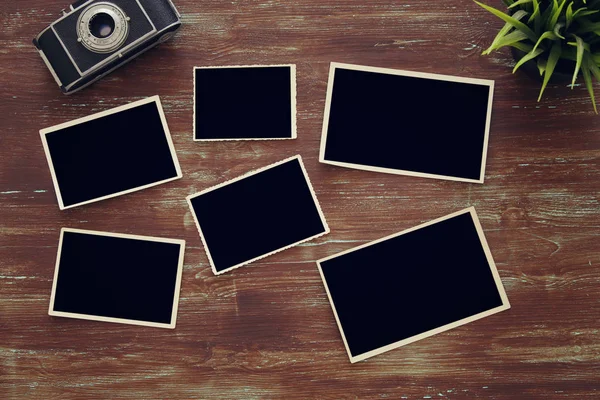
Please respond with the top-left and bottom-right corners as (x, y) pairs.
(192, 64), (297, 142)
(319, 62), (495, 184)
(48, 228), (186, 329)
(187, 155), (330, 275)
(39, 95), (183, 210)
(316, 207), (510, 363)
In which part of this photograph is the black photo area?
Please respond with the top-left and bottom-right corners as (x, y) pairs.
(319, 212), (504, 358)
(53, 231), (182, 324)
(194, 66), (293, 140)
(323, 68), (491, 180)
(45, 101), (178, 207)
(190, 158), (326, 272)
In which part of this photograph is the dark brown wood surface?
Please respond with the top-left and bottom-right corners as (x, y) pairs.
(1, 0), (599, 398)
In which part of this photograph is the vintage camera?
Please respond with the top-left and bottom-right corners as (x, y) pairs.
(33, 0), (182, 94)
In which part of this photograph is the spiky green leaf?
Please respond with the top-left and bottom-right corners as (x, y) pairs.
(566, 2), (575, 28)
(510, 42), (535, 52)
(548, 0), (568, 31)
(482, 10), (529, 55)
(529, 0), (542, 33)
(539, 41), (562, 101)
(587, 56), (600, 82)
(554, 23), (566, 39)
(537, 58), (547, 76)
(570, 35), (585, 88)
(513, 47), (545, 72)
(474, 1), (537, 41)
(533, 31), (560, 51)
(540, 0), (556, 25)
(485, 30), (530, 53)
(572, 9), (599, 20)
(567, 40), (591, 52)
(509, 0), (533, 8)
(582, 63), (598, 113)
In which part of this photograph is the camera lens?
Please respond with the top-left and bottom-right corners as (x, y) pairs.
(77, 3), (130, 53)
(89, 12), (115, 38)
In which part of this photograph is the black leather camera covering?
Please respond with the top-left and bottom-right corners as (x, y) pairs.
(71, 0), (89, 9)
(53, 0), (155, 73)
(35, 29), (81, 87)
(137, 0), (180, 29)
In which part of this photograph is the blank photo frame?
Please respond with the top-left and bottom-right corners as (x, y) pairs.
(193, 65), (297, 141)
(49, 228), (185, 329)
(320, 63), (495, 183)
(317, 207), (510, 363)
(187, 155), (329, 275)
(40, 96), (182, 210)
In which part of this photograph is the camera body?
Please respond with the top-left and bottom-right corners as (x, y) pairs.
(33, 0), (182, 94)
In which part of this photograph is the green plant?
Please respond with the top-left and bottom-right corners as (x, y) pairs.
(475, 0), (600, 112)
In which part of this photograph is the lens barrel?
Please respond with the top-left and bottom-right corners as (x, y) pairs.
(77, 2), (129, 54)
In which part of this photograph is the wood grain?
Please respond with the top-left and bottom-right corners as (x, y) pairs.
(1, 0), (599, 398)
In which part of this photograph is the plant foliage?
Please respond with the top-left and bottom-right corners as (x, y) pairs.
(475, 0), (600, 112)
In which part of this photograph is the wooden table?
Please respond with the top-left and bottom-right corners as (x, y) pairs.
(1, 1), (599, 398)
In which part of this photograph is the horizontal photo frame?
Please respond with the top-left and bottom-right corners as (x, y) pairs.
(187, 155), (329, 275)
(49, 228), (186, 329)
(317, 207), (510, 363)
(319, 62), (495, 184)
(193, 64), (297, 141)
(40, 96), (182, 210)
